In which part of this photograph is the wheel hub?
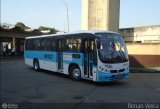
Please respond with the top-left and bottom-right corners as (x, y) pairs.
(73, 69), (80, 78)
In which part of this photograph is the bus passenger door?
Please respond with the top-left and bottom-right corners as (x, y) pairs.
(57, 39), (63, 72)
(84, 39), (94, 78)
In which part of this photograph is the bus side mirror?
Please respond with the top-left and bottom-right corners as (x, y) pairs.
(96, 40), (100, 49)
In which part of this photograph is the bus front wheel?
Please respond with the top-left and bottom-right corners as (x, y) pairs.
(33, 60), (40, 71)
(70, 65), (81, 80)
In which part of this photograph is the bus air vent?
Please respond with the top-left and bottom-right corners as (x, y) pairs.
(110, 70), (117, 73)
(118, 69), (125, 72)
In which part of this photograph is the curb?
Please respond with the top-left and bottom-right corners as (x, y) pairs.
(130, 68), (160, 73)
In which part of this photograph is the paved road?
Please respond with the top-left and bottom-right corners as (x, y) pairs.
(1, 58), (160, 108)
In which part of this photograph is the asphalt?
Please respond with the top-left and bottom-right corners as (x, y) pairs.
(1, 58), (160, 109)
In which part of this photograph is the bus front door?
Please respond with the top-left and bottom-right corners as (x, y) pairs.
(84, 39), (94, 78)
(57, 39), (63, 72)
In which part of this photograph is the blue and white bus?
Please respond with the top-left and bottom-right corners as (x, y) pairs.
(24, 31), (129, 82)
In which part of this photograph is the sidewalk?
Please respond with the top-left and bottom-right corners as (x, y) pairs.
(130, 67), (160, 73)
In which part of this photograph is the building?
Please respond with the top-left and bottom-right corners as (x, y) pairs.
(81, 0), (120, 32)
(119, 25), (160, 43)
(0, 24), (56, 56)
(119, 25), (160, 67)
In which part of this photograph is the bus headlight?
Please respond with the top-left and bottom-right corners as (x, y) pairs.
(105, 65), (113, 68)
(125, 67), (129, 71)
(123, 63), (128, 67)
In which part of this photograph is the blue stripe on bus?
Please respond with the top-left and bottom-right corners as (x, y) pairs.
(24, 51), (84, 66)
(24, 51), (57, 62)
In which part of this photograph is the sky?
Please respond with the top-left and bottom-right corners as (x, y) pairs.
(1, 0), (160, 32)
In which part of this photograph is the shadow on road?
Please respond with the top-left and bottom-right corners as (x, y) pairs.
(27, 67), (128, 87)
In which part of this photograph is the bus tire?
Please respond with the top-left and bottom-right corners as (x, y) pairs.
(33, 60), (40, 71)
(70, 65), (81, 80)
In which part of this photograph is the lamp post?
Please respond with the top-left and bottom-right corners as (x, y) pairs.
(62, 0), (69, 32)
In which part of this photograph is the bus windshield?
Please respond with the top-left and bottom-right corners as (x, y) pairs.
(96, 33), (128, 63)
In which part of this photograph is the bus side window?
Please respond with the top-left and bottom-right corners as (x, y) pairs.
(72, 36), (81, 52)
(65, 37), (72, 52)
(30, 39), (34, 50)
(32, 39), (35, 50)
(51, 37), (55, 51)
(46, 38), (52, 51)
(41, 38), (46, 51)
(33, 39), (41, 51)
(25, 39), (33, 50)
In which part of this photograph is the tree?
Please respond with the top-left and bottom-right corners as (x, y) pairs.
(15, 22), (58, 33)
(15, 22), (30, 30)
(38, 26), (50, 31)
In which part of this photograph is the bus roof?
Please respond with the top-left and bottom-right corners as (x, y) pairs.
(25, 30), (119, 39)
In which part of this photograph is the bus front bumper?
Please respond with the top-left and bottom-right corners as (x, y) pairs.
(97, 71), (129, 82)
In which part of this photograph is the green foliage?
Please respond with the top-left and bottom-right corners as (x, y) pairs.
(15, 22), (31, 30)
(15, 22), (59, 33)
(24, 26), (31, 29)
(15, 22), (25, 30)
(38, 26), (49, 31)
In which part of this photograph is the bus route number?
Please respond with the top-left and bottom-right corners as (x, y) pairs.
(44, 54), (53, 59)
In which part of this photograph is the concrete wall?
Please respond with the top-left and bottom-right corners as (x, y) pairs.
(127, 43), (160, 55)
(126, 44), (160, 67)
(81, 0), (89, 30)
(120, 25), (160, 43)
(81, 0), (120, 32)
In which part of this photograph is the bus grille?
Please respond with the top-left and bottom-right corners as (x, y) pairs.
(110, 69), (125, 73)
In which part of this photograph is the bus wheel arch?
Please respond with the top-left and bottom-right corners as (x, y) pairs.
(69, 63), (81, 80)
(33, 58), (40, 71)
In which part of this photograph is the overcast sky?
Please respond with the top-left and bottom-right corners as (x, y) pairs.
(1, 0), (160, 32)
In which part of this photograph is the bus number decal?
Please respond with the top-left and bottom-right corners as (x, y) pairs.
(44, 54), (53, 59)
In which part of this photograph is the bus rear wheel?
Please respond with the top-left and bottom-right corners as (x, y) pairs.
(70, 65), (81, 80)
(33, 60), (40, 71)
